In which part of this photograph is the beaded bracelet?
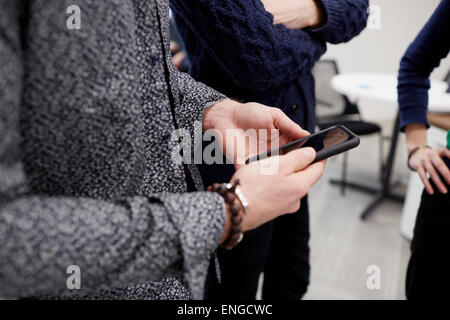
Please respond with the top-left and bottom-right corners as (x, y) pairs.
(207, 180), (247, 250)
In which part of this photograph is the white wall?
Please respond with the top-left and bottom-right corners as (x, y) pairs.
(322, 0), (450, 183)
(323, 0), (450, 80)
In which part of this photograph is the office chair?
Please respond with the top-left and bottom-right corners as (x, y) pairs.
(312, 59), (384, 195)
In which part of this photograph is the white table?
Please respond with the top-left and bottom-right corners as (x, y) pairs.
(331, 73), (450, 220)
(332, 73), (449, 111)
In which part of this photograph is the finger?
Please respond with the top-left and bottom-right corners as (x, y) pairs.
(235, 132), (262, 170)
(235, 161), (245, 171)
(272, 108), (310, 141)
(172, 52), (185, 70)
(242, 147), (315, 175)
(416, 166), (434, 195)
(439, 148), (450, 181)
(170, 41), (180, 53)
(440, 147), (450, 160)
(424, 160), (448, 194)
(287, 160), (326, 196)
(279, 147), (316, 174)
(234, 145), (252, 170)
(431, 153), (450, 185)
(227, 131), (247, 169)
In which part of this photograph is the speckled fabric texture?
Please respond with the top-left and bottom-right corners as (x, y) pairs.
(0, 0), (227, 300)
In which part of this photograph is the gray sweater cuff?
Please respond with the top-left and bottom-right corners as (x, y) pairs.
(160, 191), (226, 299)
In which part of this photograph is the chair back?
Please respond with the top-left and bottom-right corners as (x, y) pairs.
(312, 60), (347, 121)
(313, 59), (363, 123)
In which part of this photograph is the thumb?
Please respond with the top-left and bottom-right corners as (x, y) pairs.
(272, 108), (310, 141)
(234, 162), (245, 171)
(234, 152), (248, 171)
(280, 147), (316, 174)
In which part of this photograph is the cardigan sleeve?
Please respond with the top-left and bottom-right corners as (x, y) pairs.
(397, 0), (450, 131)
(311, 0), (369, 44)
(0, 1), (225, 300)
(169, 63), (227, 173)
(0, 194), (226, 299)
(157, 1), (228, 167)
(170, 0), (327, 91)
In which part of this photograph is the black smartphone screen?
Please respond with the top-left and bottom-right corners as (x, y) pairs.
(246, 125), (359, 164)
(280, 126), (351, 155)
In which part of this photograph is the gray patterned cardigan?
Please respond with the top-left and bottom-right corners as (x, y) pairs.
(0, 0), (228, 299)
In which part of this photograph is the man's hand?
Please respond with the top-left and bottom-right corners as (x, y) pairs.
(203, 99), (309, 170)
(232, 148), (326, 231)
(261, 0), (326, 29)
(170, 41), (187, 71)
(172, 51), (186, 70)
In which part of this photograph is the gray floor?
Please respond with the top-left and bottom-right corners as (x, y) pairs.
(306, 131), (411, 300)
(258, 129), (412, 300)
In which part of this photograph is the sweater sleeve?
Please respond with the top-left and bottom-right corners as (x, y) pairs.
(397, 0), (450, 131)
(0, 1), (225, 300)
(169, 65), (227, 172)
(157, 2), (227, 167)
(311, 0), (369, 44)
(170, 0), (327, 91)
(0, 194), (226, 299)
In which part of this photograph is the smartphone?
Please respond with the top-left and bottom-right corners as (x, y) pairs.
(245, 125), (360, 164)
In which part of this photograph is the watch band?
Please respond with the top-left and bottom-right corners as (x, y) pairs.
(225, 183), (249, 215)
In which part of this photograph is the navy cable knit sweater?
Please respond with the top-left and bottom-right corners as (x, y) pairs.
(170, 0), (368, 184)
(397, 0), (450, 168)
(171, 0), (368, 132)
(398, 0), (450, 131)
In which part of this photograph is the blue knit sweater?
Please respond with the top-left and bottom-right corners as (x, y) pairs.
(397, 0), (450, 168)
(398, 0), (450, 131)
(170, 0), (368, 183)
(171, 0), (368, 132)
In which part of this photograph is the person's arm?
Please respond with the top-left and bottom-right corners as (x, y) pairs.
(0, 194), (227, 299)
(260, 0), (326, 30)
(310, 0), (369, 44)
(261, 0), (369, 44)
(397, 0), (450, 194)
(170, 0), (326, 91)
(1, 1), (327, 300)
(0, 2), (228, 299)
